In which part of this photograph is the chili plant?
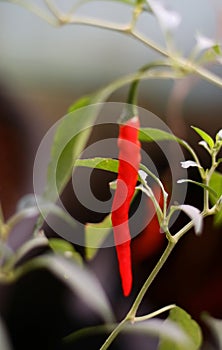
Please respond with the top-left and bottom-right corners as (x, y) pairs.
(0, 1), (222, 350)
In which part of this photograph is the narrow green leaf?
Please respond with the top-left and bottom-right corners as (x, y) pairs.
(75, 158), (161, 188)
(214, 208), (222, 227)
(209, 171), (222, 203)
(0, 242), (13, 262)
(49, 238), (83, 265)
(191, 126), (214, 149)
(64, 318), (190, 346)
(45, 96), (103, 202)
(7, 201), (77, 234)
(75, 157), (119, 174)
(106, 0), (140, 6)
(158, 306), (202, 350)
(213, 44), (221, 55)
(103, 0), (148, 10)
(209, 171), (222, 226)
(68, 95), (94, 113)
(177, 179), (218, 200)
(139, 128), (203, 167)
(43, 60), (182, 204)
(5, 234), (49, 270)
(125, 319), (189, 345)
(139, 128), (181, 143)
(14, 254), (114, 323)
(85, 214), (112, 260)
(43, 61), (183, 205)
(47, 256), (113, 322)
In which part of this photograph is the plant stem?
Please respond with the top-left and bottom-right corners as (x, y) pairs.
(99, 319), (127, 350)
(127, 240), (176, 319)
(99, 240), (176, 350)
(131, 29), (169, 57)
(70, 20), (222, 89)
(64, 323), (118, 344)
(134, 304), (176, 322)
(203, 177), (210, 212)
(69, 16), (129, 32)
(44, 0), (63, 21)
(4, 1), (222, 89)
(99, 203), (217, 349)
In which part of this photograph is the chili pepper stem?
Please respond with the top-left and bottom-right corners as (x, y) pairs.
(99, 240), (176, 350)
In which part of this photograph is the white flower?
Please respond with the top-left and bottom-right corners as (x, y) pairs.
(148, 0), (181, 32)
(196, 34), (216, 51)
(138, 170), (148, 183)
(179, 204), (203, 235)
(217, 129), (222, 141)
(180, 161), (201, 169)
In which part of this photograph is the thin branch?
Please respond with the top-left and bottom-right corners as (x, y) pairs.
(131, 29), (169, 57)
(44, 0), (65, 23)
(134, 304), (176, 323)
(44, 0), (60, 16)
(99, 319), (127, 350)
(68, 15), (130, 32)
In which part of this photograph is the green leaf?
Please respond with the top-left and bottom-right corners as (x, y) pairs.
(202, 313), (222, 348)
(68, 95), (93, 113)
(139, 128), (202, 165)
(45, 95), (103, 202)
(48, 238), (83, 265)
(209, 171), (222, 203)
(75, 157), (119, 174)
(5, 234), (49, 270)
(75, 157), (162, 189)
(139, 128), (181, 143)
(14, 254), (114, 323)
(85, 214), (112, 260)
(65, 317), (191, 346)
(7, 200), (77, 234)
(108, 0), (141, 5)
(103, 0), (148, 10)
(209, 171), (222, 226)
(158, 306), (202, 350)
(0, 317), (12, 350)
(44, 66), (182, 204)
(191, 126), (214, 149)
(213, 44), (221, 55)
(177, 179), (218, 200)
(125, 319), (189, 345)
(214, 208), (222, 227)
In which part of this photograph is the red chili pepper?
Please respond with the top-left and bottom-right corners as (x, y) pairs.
(111, 116), (141, 296)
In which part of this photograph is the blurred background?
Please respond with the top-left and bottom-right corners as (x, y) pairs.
(0, 0), (222, 215)
(0, 0), (222, 121)
(0, 1), (222, 349)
